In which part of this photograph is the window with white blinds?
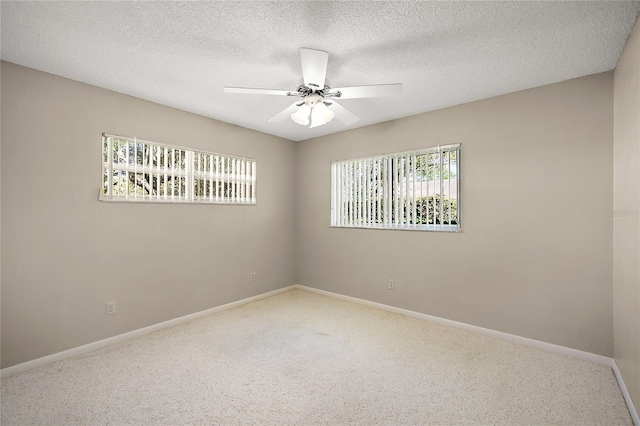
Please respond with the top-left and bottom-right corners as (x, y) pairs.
(331, 144), (460, 231)
(100, 133), (256, 204)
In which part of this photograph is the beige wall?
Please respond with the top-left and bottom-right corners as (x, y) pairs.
(296, 73), (614, 356)
(0, 58), (626, 373)
(0, 62), (296, 368)
(614, 17), (640, 410)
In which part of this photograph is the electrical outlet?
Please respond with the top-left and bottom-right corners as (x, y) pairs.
(251, 272), (256, 282)
(106, 301), (116, 315)
(388, 280), (395, 290)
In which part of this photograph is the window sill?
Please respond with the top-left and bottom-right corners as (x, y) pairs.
(330, 224), (460, 232)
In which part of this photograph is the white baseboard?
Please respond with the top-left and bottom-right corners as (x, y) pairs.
(1, 285), (296, 378)
(4, 283), (636, 425)
(294, 285), (612, 366)
(613, 359), (640, 425)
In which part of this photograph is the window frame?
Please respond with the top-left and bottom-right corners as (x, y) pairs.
(330, 144), (461, 232)
(100, 133), (257, 205)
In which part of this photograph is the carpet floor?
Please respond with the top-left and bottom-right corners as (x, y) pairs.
(1, 289), (632, 425)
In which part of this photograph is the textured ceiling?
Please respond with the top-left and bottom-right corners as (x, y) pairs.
(2, 1), (640, 141)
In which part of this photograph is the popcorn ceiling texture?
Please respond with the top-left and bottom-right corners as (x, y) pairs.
(1, 1), (639, 141)
(0, 290), (633, 425)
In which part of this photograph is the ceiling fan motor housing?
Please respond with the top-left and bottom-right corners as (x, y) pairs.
(294, 84), (340, 99)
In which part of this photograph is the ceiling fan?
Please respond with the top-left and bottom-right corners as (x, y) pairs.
(224, 48), (402, 128)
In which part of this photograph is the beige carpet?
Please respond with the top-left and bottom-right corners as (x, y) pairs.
(1, 289), (632, 425)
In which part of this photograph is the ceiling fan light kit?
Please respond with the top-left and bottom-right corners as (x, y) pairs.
(291, 104), (311, 126)
(309, 102), (335, 128)
(290, 93), (335, 128)
(224, 48), (402, 129)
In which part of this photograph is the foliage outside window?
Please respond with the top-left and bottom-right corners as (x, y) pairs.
(331, 144), (460, 231)
(101, 134), (256, 204)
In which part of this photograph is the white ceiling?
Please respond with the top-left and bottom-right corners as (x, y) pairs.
(2, 1), (639, 142)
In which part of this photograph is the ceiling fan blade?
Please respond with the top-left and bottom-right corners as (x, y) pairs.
(224, 87), (291, 96)
(268, 102), (301, 123)
(332, 83), (403, 99)
(326, 100), (359, 126)
(300, 48), (329, 90)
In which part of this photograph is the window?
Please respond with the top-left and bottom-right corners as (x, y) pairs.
(101, 133), (256, 204)
(331, 144), (460, 231)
